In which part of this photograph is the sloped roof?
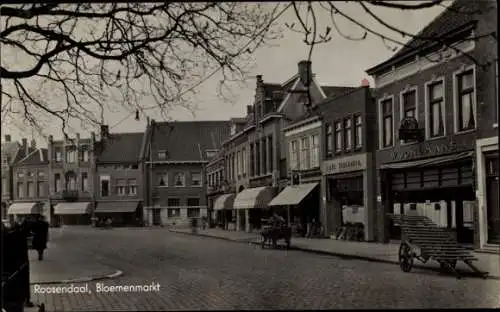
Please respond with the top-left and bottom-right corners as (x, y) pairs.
(1, 142), (20, 165)
(150, 121), (231, 161)
(321, 86), (358, 99)
(97, 132), (145, 163)
(12, 147), (36, 165)
(16, 148), (48, 165)
(366, 0), (484, 74)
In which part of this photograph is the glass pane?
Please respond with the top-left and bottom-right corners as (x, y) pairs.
(345, 119), (352, 127)
(383, 100), (392, 114)
(403, 91), (416, 110)
(432, 103), (440, 136)
(430, 82), (443, 100)
(460, 94), (474, 130)
(336, 132), (342, 150)
(356, 126), (362, 146)
(460, 72), (473, 90)
(384, 116), (392, 146)
(346, 129), (352, 148)
(405, 109), (415, 118)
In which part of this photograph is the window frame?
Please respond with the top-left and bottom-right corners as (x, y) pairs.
(343, 116), (353, 151)
(399, 86), (419, 145)
(173, 172), (186, 187)
(495, 60), (499, 128)
(354, 114), (363, 149)
(300, 136), (310, 170)
(325, 124), (333, 157)
(424, 76), (446, 139)
(54, 173), (61, 193)
(453, 65), (476, 133)
(309, 134), (320, 168)
(65, 146), (77, 163)
(127, 178), (137, 196)
(54, 147), (62, 162)
(289, 140), (298, 170)
(81, 172), (89, 192)
(334, 120), (342, 153)
(157, 150), (168, 160)
(378, 95), (395, 149)
(100, 175), (110, 197)
(17, 182), (24, 198)
(27, 181), (35, 198)
(37, 181), (45, 197)
(157, 171), (168, 187)
(191, 172), (202, 186)
(79, 145), (89, 162)
(116, 178), (126, 196)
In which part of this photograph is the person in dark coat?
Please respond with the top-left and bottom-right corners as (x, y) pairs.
(11, 220), (35, 307)
(32, 215), (49, 261)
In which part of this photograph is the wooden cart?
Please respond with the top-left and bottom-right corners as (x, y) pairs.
(390, 214), (489, 279)
(260, 218), (291, 249)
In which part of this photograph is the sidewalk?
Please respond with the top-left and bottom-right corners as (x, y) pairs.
(169, 227), (500, 279)
(29, 229), (122, 284)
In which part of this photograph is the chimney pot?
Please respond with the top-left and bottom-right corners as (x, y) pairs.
(76, 133), (80, 140)
(256, 75), (263, 82)
(48, 135), (53, 142)
(100, 125), (109, 139)
(4, 135), (11, 142)
(298, 60), (312, 86)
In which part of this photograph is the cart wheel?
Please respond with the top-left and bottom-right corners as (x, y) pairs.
(439, 260), (457, 272)
(398, 242), (414, 273)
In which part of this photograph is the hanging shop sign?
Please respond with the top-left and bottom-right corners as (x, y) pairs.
(390, 134), (474, 162)
(322, 153), (367, 175)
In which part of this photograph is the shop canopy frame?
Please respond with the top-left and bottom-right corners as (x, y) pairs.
(7, 202), (41, 215)
(54, 202), (92, 215)
(380, 151), (473, 170)
(213, 194), (235, 211)
(233, 186), (275, 210)
(94, 201), (140, 213)
(268, 183), (319, 207)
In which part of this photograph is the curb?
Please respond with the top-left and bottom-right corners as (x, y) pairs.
(30, 270), (124, 285)
(170, 230), (500, 280)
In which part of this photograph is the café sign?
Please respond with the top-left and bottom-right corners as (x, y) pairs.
(390, 134), (474, 162)
(322, 153), (367, 175)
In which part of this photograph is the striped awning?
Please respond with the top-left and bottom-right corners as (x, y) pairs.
(213, 194), (235, 211)
(233, 186), (275, 210)
(95, 201), (139, 213)
(54, 202), (91, 215)
(380, 151), (473, 170)
(7, 202), (40, 215)
(268, 183), (319, 206)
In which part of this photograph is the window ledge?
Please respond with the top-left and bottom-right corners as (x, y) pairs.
(378, 145), (395, 151)
(455, 129), (476, 136)
(425, 135), (446, 142)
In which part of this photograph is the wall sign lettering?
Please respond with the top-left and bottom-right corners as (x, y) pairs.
(322, 153), (367, 175)
(390, 135), (474, 162)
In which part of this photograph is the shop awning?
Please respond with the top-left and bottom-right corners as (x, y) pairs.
(233, 186), (275, 210)
(7, 202), (40, 215)
(213, 194), (235, 211)
(380, 151), (473, 170)
(268, 183), (319, 207)
(54, 202), (91, 215)
(95, 201), (139, 213)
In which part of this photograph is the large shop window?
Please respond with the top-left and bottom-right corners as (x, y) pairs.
(381, 98), (393, 148)
(427, 80), (445, 138)
(456, 69), (475, 132)
(329, 177), (364, 206)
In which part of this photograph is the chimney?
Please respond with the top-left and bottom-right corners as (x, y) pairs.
(256, 75), (263, 87)
(4, 135), (11, 142)
(298, 60), (312, 86)
(49, 135), (53, 142)
(22, 138), (28, 155)
(361, 78), (370, 87)
(100, 125), (109, 139)
(76, 133), (80, 140)
(31, 139), (36, 149)
(47, 135), (53, 166)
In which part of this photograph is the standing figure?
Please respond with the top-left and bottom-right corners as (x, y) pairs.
(32, 215), (49, 261)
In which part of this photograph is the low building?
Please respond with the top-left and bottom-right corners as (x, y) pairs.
(9, 143), (49, 223)
(94, 126), (146, 226)
(144, 120), (230, 226)
(206, 150), (233, 229)
(48, 133), (96, 226)
(1, 135), (25, 220)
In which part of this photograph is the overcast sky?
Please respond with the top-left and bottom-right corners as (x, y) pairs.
(1, 1), (447, 145)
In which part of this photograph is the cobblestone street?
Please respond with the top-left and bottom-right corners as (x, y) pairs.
(32, 227), (500, 311)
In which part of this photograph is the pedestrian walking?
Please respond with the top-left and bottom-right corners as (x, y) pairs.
(32, 215), (49, 261)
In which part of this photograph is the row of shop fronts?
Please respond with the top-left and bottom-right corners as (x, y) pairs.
(208, 136), (499, 249)
(5, 200), (144, 227)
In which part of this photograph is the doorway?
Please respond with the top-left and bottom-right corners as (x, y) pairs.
(152, 208), (162, 226)
(486, 176), (500, 244)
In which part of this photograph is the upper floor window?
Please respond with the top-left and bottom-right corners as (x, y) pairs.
(402, 89), (417, 119)
(289, 140), (298, 170)
(157, 151), (167, 160)
(54, 147), (62, 162)
(66, 147), (76, 163)
(79, 146), (89, 162)
(427, 80), (445, 138)
(300, 137), (310, 170)
(167, 198), (181, 207)
(116, 179), (126, 196)
(310, 134), (319, 168)
(100, 175), (110, 197)
(236, 151), (241, 176)
(334, 121), (342, 153)
(27, 182), (34, 198)
(187, 197), (200, 207)
(354, 115), (363, 148)
(191, 172), (201, 186)
(65, 172), (77, 190)
(380, 97), (394, 148)
(37, 181), (46, 197)
(81, 172), (89, 192)
(344, 118), (352, 151)
(17, 182), (24, 198)
(54, 173), (61, 193)
(157, 171), (168, 186)
(242, 148), (247, 175)
(174, 172), (185, 187)
(325, 124), (333, 157)
(128, 179), (137, 195)
(456, 69), (475, 132)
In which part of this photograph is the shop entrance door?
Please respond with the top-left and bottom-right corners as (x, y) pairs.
(486, 176), (500, 244)
(152, 208), (162, 226)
